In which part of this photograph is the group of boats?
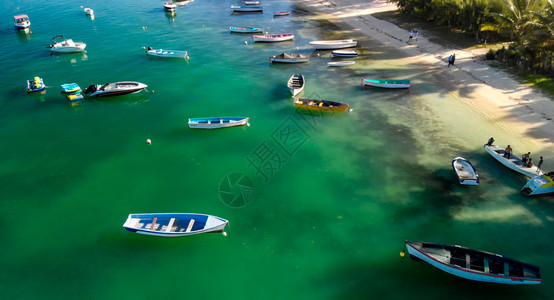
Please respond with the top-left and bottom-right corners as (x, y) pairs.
(230, 4), (290, 16)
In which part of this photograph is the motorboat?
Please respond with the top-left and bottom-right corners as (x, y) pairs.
(521, 172), (554, 196)
(146, 47), (188, 58)
(294, 98), (350, 112)
(331, 50), (358, 57)
(84, 8), (94, 16)
(451, 157), (479, 185)
(405, 241), (542, 285)
(287, 74), (305, 97)
(229, 27), (264, 33)
(231, 5), (263, 12)
(270, 53), (309, 63)
(14, 15), (31, 30)
(274, 11), (290, 16)
(26, 77), (45, 92)
(484, 143), (544, 178)
(362, 79), (411, 89)
(252, 33), (294, 42)
(49, 36), (86, 53)
(61, 83), (84, 101)
(83, 82), (148, 97)
(309, 39), (357, 50)
(164, 2), (176, 10)
(123, 213), (229, 237)
(327, 61), (355, 67)
(188, 117), (250, 129)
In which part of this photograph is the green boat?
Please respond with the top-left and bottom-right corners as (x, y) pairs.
(361, 79), (411, 89)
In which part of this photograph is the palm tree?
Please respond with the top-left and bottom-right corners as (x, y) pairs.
(480, 0), (546, 42)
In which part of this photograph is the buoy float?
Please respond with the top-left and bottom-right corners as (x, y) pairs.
(223, 232), (228, 236)
(400, 250), (405, 258)
(146, 139), (152, 145)
(247, 123), (251, 127)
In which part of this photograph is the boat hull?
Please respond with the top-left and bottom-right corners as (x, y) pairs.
(231, 5), (263, 12)
(147, 49), (188, 58)
(229, 27), (264, 33)
(452, 157), (479, 185)
(270, 53), (309, 63)
(309, 40), (357, 49)
(123, 213), (228, 237)
(484, 145), (544, 178)
(327, 61), (355, 67)
(50, 44), (87, 53)
(362, 79), (411, 89)
(86, 82), (148, 97)
(521, 173), (554, 196)
(294, 98), (349, 112)
(188, 117), (249, 129)
(252, 34), (294, 42)
(331, 50), (358, 57)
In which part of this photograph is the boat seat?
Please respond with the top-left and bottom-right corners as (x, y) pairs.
(65, 39), (76, 47)
(129, 218), (141, 228)
(165, 218), (176, 232)
(185, 219), (195, 232)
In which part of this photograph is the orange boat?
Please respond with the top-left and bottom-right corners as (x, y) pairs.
(294, 98), (350, 112)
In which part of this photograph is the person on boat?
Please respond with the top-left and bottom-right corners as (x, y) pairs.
(522, 152), (531, 165)
(503, 145), (512, 159)
(537, 156), (544, 173)
(526, 158), (534, 168)
(486, 137), (494, 146)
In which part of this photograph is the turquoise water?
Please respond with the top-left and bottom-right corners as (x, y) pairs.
(1, 0), (553, 298)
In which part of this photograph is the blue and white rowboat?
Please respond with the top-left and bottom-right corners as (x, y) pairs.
(123, 213), (229, 237)
(146, 47), (188, 58)
(188, 117), (249, 129)
(331, 50), (358, 57)
(231, 5), (263, 12)
(229, 27), (264, 33)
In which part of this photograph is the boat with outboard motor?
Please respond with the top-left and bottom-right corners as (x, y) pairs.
(484, 143), (544, 178)
(49, 36), (86, 53)
(521, 172), (554, 196)
(84, 8), (94, 16)
(146, 47), (188, 58)
(83, 82), (148, 97)
(14, 15), (31, 30)
(27, 77), (45, 92)
(164, 2), (176, 10)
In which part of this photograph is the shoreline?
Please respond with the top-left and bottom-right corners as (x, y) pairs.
(295, 0), (554, 162)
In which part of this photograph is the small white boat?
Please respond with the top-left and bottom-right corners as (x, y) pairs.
(244, 1), (260, 5)
(405, 241), (542, 285)
(274, 11), (290, 16)
(521, 172), (554, 196)
(188, 117), (249, 129)
(14, 14), (31, 30)
(84, 8), (94, 16)
(231, 5), (263, 12)
(309, 39), (357, 50)
(270, 53), (309, 63)
(332, 50), (358, 57)
(164, 2), (177, 10)
(84, 82), (148, 97)
(252, 33), (294, 42)
(146, 47), (188, 58)
(49, 35), (87, 53)
(327, 61), (355, 67)
(229, 27), (264, 33)
(287, 74), (305, 97)
(361, 79), (411, 89)
(123, 213), (229, 237)
(451, 157), (479, 185)
(484, 144), (544, 178)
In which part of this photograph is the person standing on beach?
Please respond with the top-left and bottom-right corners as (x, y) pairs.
(408, 31), (414, 43)
(451, 53), (456, 65)
(448, 55), (453, 67)
(415, 31), (420, 41)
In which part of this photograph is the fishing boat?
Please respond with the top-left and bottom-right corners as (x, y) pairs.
(361, 79), (411, 89)
(164, 2), (176, 10)
(294, 98), (350, 112)
(83, 82), (148, 97)
(146, 47), (188, 58)
(123, 213), (229, 237)
(331, 50), (358, 57)
(484, 144), (544, 178)
(252, 33), (294, 42)
(84, 8), (94, 16)
(188, 117), (249, 129)
(244, 1), (260, 5)
(229, 27), (264, 33)
(231, 5), (263, 12)
(273, 11), (290, 16)
(309, 39), (357, 50)
(287, 74), (305, 97)
(270, 53), (309, 63)
(451, 157), (479, 185)
(521, 173), (554, 196)
(61, 83), (84, 101)
(327, 61), (355, 67)
(26, 77), (45, 92)
(49, 36), (87, 53)
(14, 15), (31, 30)
(405, 241), (542, 285)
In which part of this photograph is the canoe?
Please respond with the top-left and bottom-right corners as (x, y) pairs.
(484, 144), (544, 178)
(229, 27), (264, 33)
(294, 98), (350, 112)
(287, 74), (305, 97)
(146, 47), (188, 58)
(123, 213), (229, 237)
(327, 61), (355, 67)
(309, 39), (357, 50)
(270, 53), (309, 63)
(274, 11), (290, 16)
(188, 117), (249, 129)
(451, 157), (479, 185)
(231, 5), (263, 12)
(521, 173), (554, 196)
(84, 82), (148, 97)
(331, 50), (358, 57)
(405, 241), (542, 285)
(361, 79), (411, 89)
(26, 77), (45, 92)
(252, 33), (294, 42)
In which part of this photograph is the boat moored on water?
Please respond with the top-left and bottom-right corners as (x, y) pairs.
(146, 47), (188, 58)
(14, 15), (31, 30)
(451, 157), (479, 185)
(521, 172), (554, 196)
(405, 241), (542, 285)
(123, 213), (229, 237)
(84, 8), (94, 16)
(309, 39), (357, 49)
(362, 79), (411, 89)
(294, 98), (350, 112)
(274, 11), (290, 16)
(327, 61), (356, 67)
(229, 26), (264, 33)
(287, 74), (305, 97)
(244, 1), (260, 5)
(26, 77), (45, 92)
(270, 53), (309, 63)
(331, 50), (358, 57)
(484, 143), (544, 178)
(164, 2), (176, 10)
(49, 35), (86, 53)
(188, 117), (249, 129)
(231, 5), (263, 12)
(252, 33), (294, 42)
(83, 82), (148, 97)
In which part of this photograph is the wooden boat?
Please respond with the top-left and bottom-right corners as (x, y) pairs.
(229, 27), (264, 33)
(484, 144), (544, 178)
(405, 241), (542, 285)
(361, 79), (411, 89)
(26, 77), (45, 92)
(83, 82), (148, 97)
(452, 157), (479, 185)
(294, 98), (350, 112)
(84, 8), (94, 16)
(331, 50), (358, 57)
(327, 61), (355, 67)
(164, 2), (176, 11)
(230, 5), (263, 12)
(123, 213), (229, 237)
(273, 11), (290, 16)
(146, 47), (188, 58)
(244, 1), (260, 5)
(287, 74), (305, 97)
(252, 33), (294, 42)
(309, 39), (357, 50)
(14, 14), (31, 30)
(61, 83), (84, 101)
(49, 35), (87, 53)
(188, 117), (249, 129)
(521, 172), (554, 196)
(270, 53), (309, 63)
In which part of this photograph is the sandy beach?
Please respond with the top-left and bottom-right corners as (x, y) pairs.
(296, 0), (554, 164)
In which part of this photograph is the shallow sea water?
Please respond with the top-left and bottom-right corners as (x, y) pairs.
(1, 0), (553, 299)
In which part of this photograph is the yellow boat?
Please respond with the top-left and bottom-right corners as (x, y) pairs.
(294, 98), (350, 112)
